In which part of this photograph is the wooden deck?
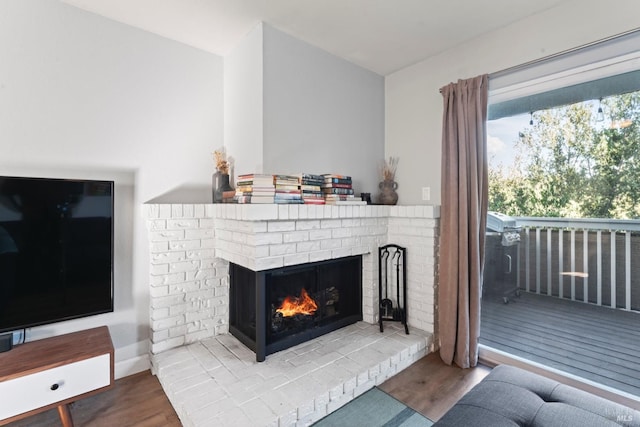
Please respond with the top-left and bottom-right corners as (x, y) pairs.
(480, 291), (640, 398)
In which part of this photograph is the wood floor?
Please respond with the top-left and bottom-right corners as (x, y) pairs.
(379, 352), (491, 421)
(5, 353), (490, 426)
(480, 291), (640, 397)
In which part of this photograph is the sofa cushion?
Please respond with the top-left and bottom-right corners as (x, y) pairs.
(434, 365), (640, 426)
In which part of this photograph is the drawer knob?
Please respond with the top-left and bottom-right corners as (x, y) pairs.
(50, 383), (60, 391)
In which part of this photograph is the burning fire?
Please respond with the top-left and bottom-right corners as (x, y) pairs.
(276, 288), (318, 317)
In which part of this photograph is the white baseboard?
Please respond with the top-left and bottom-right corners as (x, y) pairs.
(114, 354), (150, 379)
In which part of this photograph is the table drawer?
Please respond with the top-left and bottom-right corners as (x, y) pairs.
(0, 353), (110, 420)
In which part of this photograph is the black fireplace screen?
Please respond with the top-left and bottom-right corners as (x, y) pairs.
(229, 255), (362, 361)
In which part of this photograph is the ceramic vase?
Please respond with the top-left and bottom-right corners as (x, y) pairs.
(213, 172), (234, 203)
(377, 179), (398, 205)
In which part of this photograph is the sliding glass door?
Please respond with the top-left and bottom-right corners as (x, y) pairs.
(480, 88), (640, 398)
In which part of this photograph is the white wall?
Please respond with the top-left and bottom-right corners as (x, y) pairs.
(263, 25), (385, 195)
(224, 23), (264, 179)
(224, 23), (385, 196)
(0, 0), (223, 377)
(386, 0), (640, 205)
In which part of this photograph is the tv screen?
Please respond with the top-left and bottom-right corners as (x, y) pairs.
(0, 176), (114, 334)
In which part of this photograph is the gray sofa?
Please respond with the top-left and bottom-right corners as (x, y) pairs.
(434, 365), (640, 426)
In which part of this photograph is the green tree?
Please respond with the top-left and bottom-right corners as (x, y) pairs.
(587, 93), (640, 218)
(488, 91), (640, 219)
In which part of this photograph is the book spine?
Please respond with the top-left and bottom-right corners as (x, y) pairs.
(275, 184), (301, 191)
(301, 184), (321, 191)
(236, 190), (276, 196)
(324, 195), (355, 200)
(322, 174), (352, 180)
(274, 175), (301, 182)
(321, 183), (352, 189)
(274, 193), (303, 200)
(297, 173), (324, 180)
(322, 188), (355, 195)
(274, 199), (304, 204)
(237, 173), (273, 180)
(323, 177), (352, 184)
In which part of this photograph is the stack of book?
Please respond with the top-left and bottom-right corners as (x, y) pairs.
(322, 174), (366, 205)
(274, 175), (303, 204)
(297, 173), (325, 205)
(234, 174), (275, 204)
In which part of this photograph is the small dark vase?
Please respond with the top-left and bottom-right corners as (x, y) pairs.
(213, 172), (234, 203)
(377, 179), (398, 205)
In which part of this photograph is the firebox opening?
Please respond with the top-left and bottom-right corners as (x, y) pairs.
(229, 255), (362, 361)
(276, 288), (318, 317)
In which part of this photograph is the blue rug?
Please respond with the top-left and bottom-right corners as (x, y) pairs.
(312, 387), (434, 427)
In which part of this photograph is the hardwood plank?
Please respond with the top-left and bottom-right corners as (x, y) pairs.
(6, 371), (181, 427)
(379, 352), (490, 421)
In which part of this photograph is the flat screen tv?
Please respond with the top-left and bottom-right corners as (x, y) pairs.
(0, 176), (114, 334)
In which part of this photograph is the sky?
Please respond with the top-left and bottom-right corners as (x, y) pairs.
(487, 99), (605, 168)
(487, 112), (530, 167)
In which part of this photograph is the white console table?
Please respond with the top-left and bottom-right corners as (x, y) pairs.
(0, 326), (114, 426)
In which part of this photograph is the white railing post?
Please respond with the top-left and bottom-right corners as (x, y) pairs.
(525, 227), (531, 293)
(597, 230), (602, 306)
(583, 229), (589, 303)
(626, 232), (631, 311)
(559, 229), (564, 299)
(610, 231), (616, 309)
(547, 229), (552, 296)
(570, 229), (576, 301)
(536, 228), (541, 294)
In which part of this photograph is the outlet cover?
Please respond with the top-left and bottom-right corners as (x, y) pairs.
(422, 187), (431, 201)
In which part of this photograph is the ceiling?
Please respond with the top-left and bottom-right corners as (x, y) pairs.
(61, 0), (569, 75)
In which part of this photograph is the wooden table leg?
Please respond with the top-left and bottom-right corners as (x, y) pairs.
(57, 404), (74, 427)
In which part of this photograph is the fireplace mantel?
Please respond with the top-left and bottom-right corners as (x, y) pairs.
(144, 203), (439, 356)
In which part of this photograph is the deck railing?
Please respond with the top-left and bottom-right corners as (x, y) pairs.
(513, 217), (640, 312)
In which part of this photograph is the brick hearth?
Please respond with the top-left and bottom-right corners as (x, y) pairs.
(155, 322), (431, 426)
(144, 203), (439, 426)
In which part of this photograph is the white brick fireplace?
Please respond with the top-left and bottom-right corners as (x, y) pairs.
(144, 203), (439, 426)
(145, 203), (439, 353)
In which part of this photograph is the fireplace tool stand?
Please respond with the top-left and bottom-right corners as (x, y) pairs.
(378, 244), (408, 334)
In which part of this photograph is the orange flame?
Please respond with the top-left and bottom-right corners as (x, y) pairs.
(276, 288), (318, 317)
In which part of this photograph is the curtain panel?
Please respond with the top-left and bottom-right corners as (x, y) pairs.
(438, 74), (489, 368)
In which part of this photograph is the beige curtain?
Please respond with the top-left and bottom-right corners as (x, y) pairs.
(438, 75), (489, 369)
